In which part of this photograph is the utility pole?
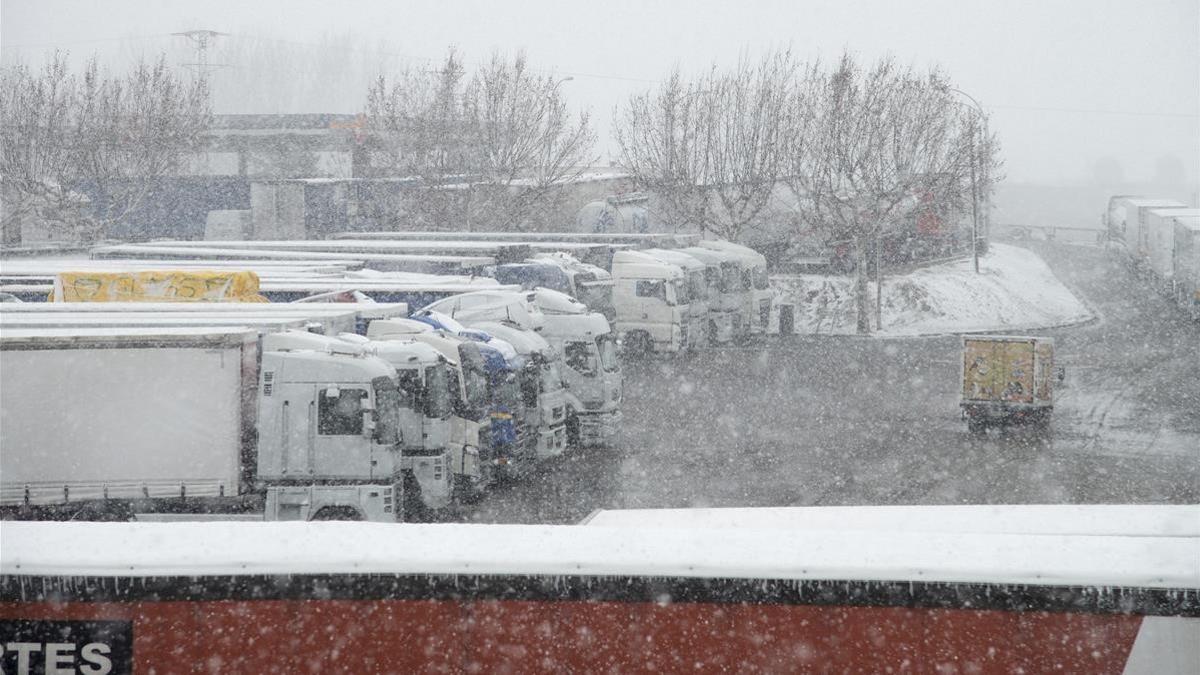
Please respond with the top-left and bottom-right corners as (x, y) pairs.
(173, 29), (228, 83)
(949, 88), (987, 274)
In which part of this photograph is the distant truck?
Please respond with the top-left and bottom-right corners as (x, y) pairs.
(960, 335), (1059, 434)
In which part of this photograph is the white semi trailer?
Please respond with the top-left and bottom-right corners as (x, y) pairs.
(0, 327), (442, 522)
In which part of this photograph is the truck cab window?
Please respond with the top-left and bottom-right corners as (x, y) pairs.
(318, 388), (367, 435)
(565, 341), (598, 376)
(635, 280), (666, 301)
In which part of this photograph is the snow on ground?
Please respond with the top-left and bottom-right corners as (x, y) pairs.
(770, 243), (1093, 336)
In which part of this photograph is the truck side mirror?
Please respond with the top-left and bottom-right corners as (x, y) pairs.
(1056, 366), (1066, 383)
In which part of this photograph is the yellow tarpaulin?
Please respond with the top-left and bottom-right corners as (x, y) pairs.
(50, 270), (268, 303)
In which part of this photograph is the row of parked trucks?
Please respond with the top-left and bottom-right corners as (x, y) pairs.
(2, 233), (775, 353)
(1104, 196), (1200, 319)
(0, 279), (624, 522)
(1, 229), (772, 524)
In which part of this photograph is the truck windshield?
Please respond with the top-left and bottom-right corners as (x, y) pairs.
(491, 371), (523, 413)
(578, 280), (615, 317)
(753, 267), (769, 290)
(564, 341), (598, 376)
(541, 358), (564, 392)
(598, 335), (620, 373)
(458, 344), (490, 421)
(424, 363), (453, 419)
(722, 266), (741, 292)
(372, 376), (403, 446)
(671, 279), (690, 305)
(394, 368), (422, 411)
(704, 267), (723, 293)
(689, 271), (707, 300)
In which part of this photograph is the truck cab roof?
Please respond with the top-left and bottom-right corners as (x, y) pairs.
(611, 250), (685, 280)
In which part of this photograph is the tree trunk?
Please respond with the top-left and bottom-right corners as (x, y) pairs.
(855, 234), (872, 334)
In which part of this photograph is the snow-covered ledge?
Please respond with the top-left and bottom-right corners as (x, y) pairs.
(769, 243), (1094, 336)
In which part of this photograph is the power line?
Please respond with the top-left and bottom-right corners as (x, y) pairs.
(986, 103), (1199, 119)
(0, 33), (176, 49)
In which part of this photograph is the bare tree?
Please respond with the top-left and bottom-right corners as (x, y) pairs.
(613, 70), (711, 232)
(364, 50), (595, 231)
(703, 52), (795, 241)
(1, 52), (210, 245)
(787, 53), (1000, 333)
(614, 52), (795, 241)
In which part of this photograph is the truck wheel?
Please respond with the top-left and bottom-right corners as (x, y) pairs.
(401, 473), (431, 523)
(967, 418), (987, 436)
(624, 331), (652, 358)
(565, 412), (581, 449)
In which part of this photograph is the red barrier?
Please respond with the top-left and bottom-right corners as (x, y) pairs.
(2, 599), (1143, 673)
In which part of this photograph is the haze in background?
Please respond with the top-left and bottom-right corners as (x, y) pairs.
(3, 0), (1197, 226)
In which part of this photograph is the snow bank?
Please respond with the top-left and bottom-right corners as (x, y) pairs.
(770, 243), (1093, 336)
(3, 507), (1197, 589)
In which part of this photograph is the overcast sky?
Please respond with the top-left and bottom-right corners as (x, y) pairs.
(3, 0), (1197, 186)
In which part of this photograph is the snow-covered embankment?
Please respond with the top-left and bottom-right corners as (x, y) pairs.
(769, 243), (1093, 336)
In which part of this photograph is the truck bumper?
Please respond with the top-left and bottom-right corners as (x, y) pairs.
(578, 410), (623, 447)
(961, 403), (1052, 424)
(407, 452), (452, 510)
(536, 423), (569, 460)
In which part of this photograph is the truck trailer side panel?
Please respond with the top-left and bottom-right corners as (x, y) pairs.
(0, 336), (249, 506)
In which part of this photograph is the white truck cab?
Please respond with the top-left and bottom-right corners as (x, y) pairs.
(699, 240), (771, 335)
(681, 246), (748, 340)
(673, 247), (736, 344)
(540, 311), (623, 447)
(610, 250), (691, 354)
(339, 335), (456, 511)
(419, 289), (546, 332)
(367, 319), (489, 495)
(256, 331), (413, 521)
(640, 248), (711, 349)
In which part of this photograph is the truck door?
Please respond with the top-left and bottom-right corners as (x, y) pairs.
(312, 385), (375, 479)
(276, 383), (316, 478)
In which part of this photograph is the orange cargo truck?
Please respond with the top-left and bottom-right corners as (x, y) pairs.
(961, 335), (1059, 434)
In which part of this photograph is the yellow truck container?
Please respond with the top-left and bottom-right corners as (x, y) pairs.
(50, 270), (268, 303)
(961, 335), (1057, 434)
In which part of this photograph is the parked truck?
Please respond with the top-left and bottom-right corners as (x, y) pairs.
(0, 327), (442, 522)
(534, 297), (623, 447)
(1172, 216), (1200, 319)
(366, 319), (491, 497)
(610, 250), (692, 354)
(699, 240), (772, 336)
(960, 335), (1059, 434)
(1145, 208), (1200, 292)
(1103, 196), (1188, 267)
(467, 321), (569, 460)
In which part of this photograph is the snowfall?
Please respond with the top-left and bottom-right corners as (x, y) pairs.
(770, 243), (1094, 336)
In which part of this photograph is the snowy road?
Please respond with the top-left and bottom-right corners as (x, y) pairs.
(464, 242), (1199, 524)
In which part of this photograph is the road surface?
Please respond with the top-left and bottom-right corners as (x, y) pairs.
(463, 241), (1199, 524)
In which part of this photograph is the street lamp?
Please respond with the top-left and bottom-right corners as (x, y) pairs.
(949, 88), (988, 274)
(540, 77), (574, 184)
